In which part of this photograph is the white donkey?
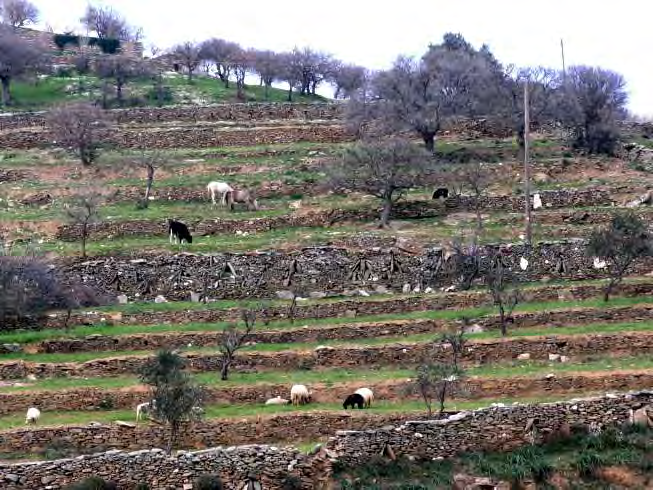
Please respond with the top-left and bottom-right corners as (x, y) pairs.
(207, 181), (234, 206)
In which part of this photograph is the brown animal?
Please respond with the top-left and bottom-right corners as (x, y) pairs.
(226, 189), (259, 211)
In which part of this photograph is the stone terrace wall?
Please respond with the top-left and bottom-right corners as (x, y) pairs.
(0, 103), (341, 131)
(0, 123), (351, 150)
(0, 445), (322, 490)
(34, 303), (653, 354)
(56, 239), (652, 302)
(329, 391), (653, 465)
(2, 330), (652, 379)
(55, 188), (616, 240)
(51, 280), (653, 330)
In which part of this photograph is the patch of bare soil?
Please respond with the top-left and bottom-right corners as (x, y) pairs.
(597, 466), (648, 488)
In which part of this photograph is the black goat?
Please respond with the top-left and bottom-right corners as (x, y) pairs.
(343, 393), (366, 410)
(168, 219), (192, 244)
(432, 188), (449, 199)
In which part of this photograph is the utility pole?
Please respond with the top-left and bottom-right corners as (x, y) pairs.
(560, 38), (567, 84)
(524, 79), (532, 246)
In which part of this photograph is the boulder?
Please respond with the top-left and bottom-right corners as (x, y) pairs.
(517, 353), (531, 361)
(275, 290), (296, 300)
(154, 295), (168, 304)
(309, 291), (328, 299)
(117, 294), (128, 304)
(548, 354), (561, 362)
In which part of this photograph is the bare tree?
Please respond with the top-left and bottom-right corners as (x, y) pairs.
(64, 192), (101, 257)
(330, 63), (366, 99)
(133, 151), (163, 208)
(556, 66), (628, 155)
(81, 4), (141, 41)
(95, 55), (147, 107)
(456, 162), (494, 231)
(484, 252), (522, 336)
(500, 66), (560, 157)
(251, 50), (283, 100)
(587, 212), (653, 302)
(0, 0), (38, 27)
(407, 330), (466, 416)
(328, 139), (431, 228)
(447, 235), (482, 291)
(0, 26), (46, 106)
(348, 33), (502, 152)
(278, 50), (303, 102)
(199, 38), (241, 88)
(139, 349), (204, 454)
(171, 42), (202, 82)
(219, 310), (256, 381)
(47, 102), (108, 165)
(231, 48), (252, 101)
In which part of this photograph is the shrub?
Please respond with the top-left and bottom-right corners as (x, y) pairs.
(65, 477), (116, 490)
(575, 451), (605, 478)
(41, 438), (77, 460)
(281, 474), (303, 490)
(53, 33), (80, 50)
(193, 474), (223, 490)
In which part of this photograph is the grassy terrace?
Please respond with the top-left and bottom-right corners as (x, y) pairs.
(6, 294), (653, 346)
(0, 395), (578, 431)
(3, 354), (653, 394)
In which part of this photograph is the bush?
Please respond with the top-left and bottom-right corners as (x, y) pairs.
(193, 474), (223, 490)
(134, 484), (150, 490)
(281, 474), (303, 490)
(575, 451), (605, 478)
(42, 438), (77, 460)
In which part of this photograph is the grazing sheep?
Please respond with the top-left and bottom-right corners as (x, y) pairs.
(25, 407), (40, 424)
(290, 384), (312, 406)
(343, 393), (366, 410)
(265, 396), (291, 406)
(354, 387), (374, 408)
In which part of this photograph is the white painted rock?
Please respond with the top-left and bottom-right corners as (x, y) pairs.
(154, 295), (168, 304)
(402, 283), (411, 294)
(593, 257), (607, 269)
(548, 354), (561, 362)
(519, 257), (529, 271)
(517, 353), (531, 361)
(117, 294), (128, 304)
(533, 193), (543, 209)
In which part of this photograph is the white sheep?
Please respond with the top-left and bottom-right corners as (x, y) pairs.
(354, 388), (374, 408)
(25, 407), (40, 425)
(290, 384), (312, 406)
(265, 396), (290, 406)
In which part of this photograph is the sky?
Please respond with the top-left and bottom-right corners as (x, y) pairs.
(30, 0), (653, 116)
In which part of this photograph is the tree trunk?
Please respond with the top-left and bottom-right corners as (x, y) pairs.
(499, 304), (507, 336)
(334, 86), (341, 100)
(143, 166), (154, 206)
(166, 422), (178, 454)
(422, 132), (436, 153)
(116, 81), (123, 106)
(81, 224), (87, 258)
(379, 195), (393, 228)
(475, 202), (483, 231)
(187, 67), (193, 83)
(0, 77), (11, 106)
(287, 84), (293, 102)
(264, 83), (270, 100)
(220, 358), (231, 381)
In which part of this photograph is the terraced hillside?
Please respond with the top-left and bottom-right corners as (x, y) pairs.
(1, 104), (653, 489)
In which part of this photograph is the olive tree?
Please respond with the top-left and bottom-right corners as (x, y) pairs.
(251, 50), (283, 100)
(64, 192), (102, 258)
(47, 102), (108, 165)
(556, 66), (628, 155)
(95, 55), (148, 107)
(328, 139), (431, 228)
(587, 212), (653, 301)
(330, 63), (366, 99)
(171, 42), (202, 82)
(0, 0), (39, 27)
(484, 251), (522, 336)
(348, 33), (502, 152)
(199, 38), (241, 88)
(81, 4), (141, 41)
(139, 349), (205, 454)
(0, 26), (46, 106)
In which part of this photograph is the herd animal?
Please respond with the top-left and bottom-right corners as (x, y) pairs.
(25, 407), (40, 424)
(260, 385), (376, 410)
(168, 219), (192, 245)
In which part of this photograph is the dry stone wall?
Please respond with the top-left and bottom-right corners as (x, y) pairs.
(1, 391), (651, 489)
(54, 239), (651, 302)
(33, 303), (653, 354)
(0, 123), (351, 150)
(50, 280), (653, 330)
(2, 330), (652, 380)
(329, 390), (653, 465)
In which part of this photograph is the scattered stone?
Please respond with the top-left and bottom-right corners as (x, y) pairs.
(342, 290), (358, 297)
(464, 324), (484, 334)
(402, 283), (411, 294)
(117, 294), (128, 304)
(517, 353), (531, 361)
(548, 354), (561, 362)
(545, 373), (556, 379)
(190, 292), (201, 303)
(424, 287), (434, 294)
(345, 310), (357, 318)
(309, 291), (328, 299)
(154, 295), (168, 304)
(314, 345), (334, 352)
(412, 286), (421, 293)
(358, 290), (370, 297)
(373, 285), (390, 295)
(560, 355), (569, 363)
(0, 344), (22, 354)
(275, 290), (295, 300)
